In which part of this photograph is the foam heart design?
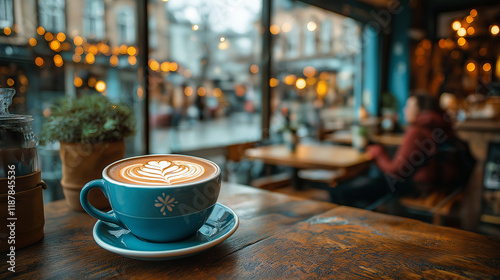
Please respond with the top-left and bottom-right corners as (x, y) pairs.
(119, 160), (205, 185)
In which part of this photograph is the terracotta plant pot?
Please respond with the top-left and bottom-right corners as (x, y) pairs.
(60, 141), (125, 211)
(0, 170), (46, 252)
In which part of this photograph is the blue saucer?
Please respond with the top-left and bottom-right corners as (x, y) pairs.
(92, 203), (239, 261)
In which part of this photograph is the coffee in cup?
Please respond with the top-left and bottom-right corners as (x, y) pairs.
(80, 154), (221, 243)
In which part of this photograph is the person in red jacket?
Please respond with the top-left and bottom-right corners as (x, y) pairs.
(331, 93), (458, 207)
(367, 93), (456, 196)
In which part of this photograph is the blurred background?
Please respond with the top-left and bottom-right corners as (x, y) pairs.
(1, 0), (500, 234)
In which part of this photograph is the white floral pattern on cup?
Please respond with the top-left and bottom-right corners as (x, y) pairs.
(154, 193), (178, 215)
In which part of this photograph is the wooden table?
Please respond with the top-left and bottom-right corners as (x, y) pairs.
(3, 182), (499, 279)
(326, 131), (404, 147)
(245, 144), (370, 170)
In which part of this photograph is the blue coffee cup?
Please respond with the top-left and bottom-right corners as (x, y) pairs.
(80, 155), (221, 243)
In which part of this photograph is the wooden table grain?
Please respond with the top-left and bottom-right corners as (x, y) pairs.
(2, 182), (500, 279)
(245, 144), (371, 170)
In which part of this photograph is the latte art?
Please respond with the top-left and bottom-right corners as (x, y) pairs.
(120, 160), (206, 185)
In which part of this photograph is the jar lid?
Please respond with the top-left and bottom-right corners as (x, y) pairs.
(0, 88), (34, 125)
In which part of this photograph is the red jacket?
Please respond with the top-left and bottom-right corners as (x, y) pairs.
(372, 111), (456, 194)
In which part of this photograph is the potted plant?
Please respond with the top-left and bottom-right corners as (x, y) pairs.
(41, 95), (135, 211)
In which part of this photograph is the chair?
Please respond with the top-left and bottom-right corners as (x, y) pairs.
(367, 139), (475, 226)
(224, 142), (256, 183)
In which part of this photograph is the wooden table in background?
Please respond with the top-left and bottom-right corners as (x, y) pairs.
(2, 182), (499, 279)
(245, 144), (371, 170)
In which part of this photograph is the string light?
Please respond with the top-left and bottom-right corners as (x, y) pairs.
(452, 21), (461, 31)
(470, 9), (477, 17)
(466, 62), (475, 72)
(4, 27), (11, 35)
(184, 86), (193, 96)
(29, 38), (37, 46)
(467, 27), (475, 35)
(457, 27), (466, 37)
(85, 53), (95, 64)
(44, 32), (53, 41)
(192, 24), (199, 31)
(110, 55), (119, 67)
(483, 63), (491, 72)
(54, 54), (63, 67)
(197, 87), (206, 96)
(491, 25), (500, 35)
(37, 26), (45, 35)
(168, 62), (178, 71)
(72, 54), (81, 62)
(95, 81), (106, 92)
(35, 57), (44, 67)
(457, 37), (466, 46)
(282, 23), (292, 33)
(296, 78), (306, 89)
(127, 46), (137, 56)
(74, 36), (83, 45)
(270, 25), (280, 35)
(7, 78), (14, 86)
(56, 32), (66, 41)
(128, 56), (137, 65)
(250, 64), (259, 74)
(303, 66), (316, 77)
(466, 16), (473, 24)
(269, 78), (279, 87)
(74, 77), (83, 87)
(306, 21), (317, 31)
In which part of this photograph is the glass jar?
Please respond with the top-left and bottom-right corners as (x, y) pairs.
(0, 88), (39, 177)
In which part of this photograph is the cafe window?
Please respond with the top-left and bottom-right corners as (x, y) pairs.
(117, 6), (135, 45)
(148, 0), (263, 153)
(38, 0), (66, 33)
(271, 0), (364, 139)
(84, 0), (105, 40)
(0, 0), (13, 28)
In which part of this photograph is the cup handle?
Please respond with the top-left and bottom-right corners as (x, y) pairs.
(80, 179), (126, 229)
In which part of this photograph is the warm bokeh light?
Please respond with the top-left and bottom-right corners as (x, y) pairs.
(184, 86), (193, 96)
(319, 72), (329, 80)
(282, 22), (291, 33)
(483, 63), (492, 72)
(56, 32), (66, 41)
(479, 47), (488, 56)
(218, 41), (228, 50)
(284, 74), (296, 85)
(295, 78), (306, 89)
(44, 32), (53, 41)
(161, 62), (170, 72)
(213, 88), (222, 97)
(438, 39), (446, 49)
(127, 46), (137, 56)
(89, 45), (98, 55)
(457, 27), (466, 37)
(457, 37), (466, 46)
(119, 44), (128, 54)
(452, 21), (461, 31)
(421, 39), (431, 50)
(74, 36), (83, 46)
(7, 78), (14, 86)
(197, 87), (206, 96)
(491, 25), (500, 35)
(20, 75), (28, 85)
(184, 69), (192, 78)
(35, 57), (44, 67)
(72, 54), (81, 62)
(110, 55), (119, 67)
(54, 54), (63, 67)
(88, 77), (97, 87)
(99, 43), (109, 54)
(128, 56), (137, 65)
(303, 66), (316, 77)
(316, 80), (328, 97)
(74, 77), (83, 87)
(29, 38), (37, 46)
(270, 24), (280, 35)
(466, 16), (473, 24)
(269, 78), (279, 87)
(306, 21), (317, 32)
(466, 62), (476, 72)
(50, 40), (61, 51)
(137, 87), (144, 98)
(250, 64), (259, 74)
(169, 62), (178, 71)
(86, 53), (95, 64)
(95, 81), (106, 92)
(467, 27), (475, 35)
(37, 26), (45, 35)
(306, 77), (316, 85)
(192, 24), (199, 31)
(220, 36), (226, 42)
(4, 27), (11, 35)
(470, 9), (477, 17)
(75, 46), (84, 55)
(43, 108), (51, 117)
(149, 60), (160, 71)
